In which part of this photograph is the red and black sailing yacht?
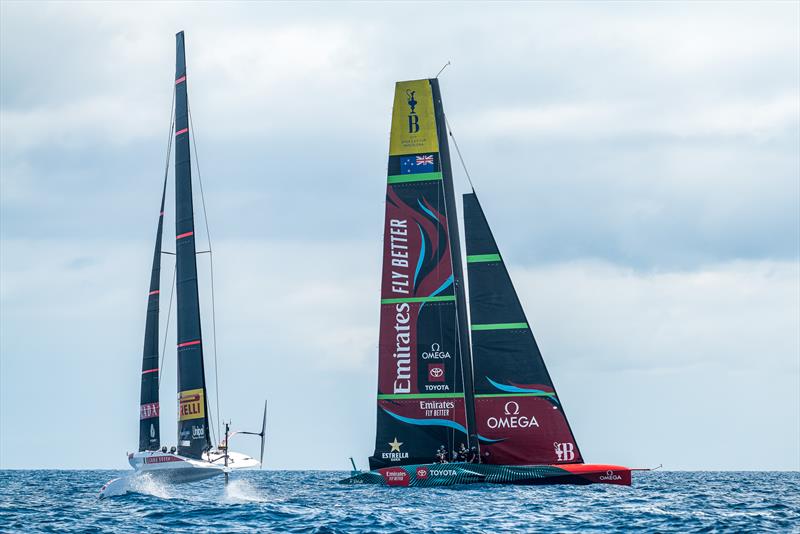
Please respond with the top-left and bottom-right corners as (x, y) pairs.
(341, 79), (636, 487)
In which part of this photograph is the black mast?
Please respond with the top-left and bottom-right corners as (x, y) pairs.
(430, 79), (479, 453)
(174, 31), (212, 459)
(138, 178), (167, 451)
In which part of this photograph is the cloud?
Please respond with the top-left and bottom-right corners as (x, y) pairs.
(468, 93), (799, 139)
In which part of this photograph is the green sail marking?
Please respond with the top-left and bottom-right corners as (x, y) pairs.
(467, 253), (502, 263)
(381, 295), (455, 304)
(474, 392), (555, 398)
(471, 322), (529, 331)
(387, 172), (443, 184)
(378, 393), (465, 400)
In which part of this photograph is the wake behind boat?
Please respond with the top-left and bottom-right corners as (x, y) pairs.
(100, 31), (264, 499)
(340, 78), (639, 488)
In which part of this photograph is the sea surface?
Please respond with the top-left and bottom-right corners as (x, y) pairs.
(0, 470), (797, 533)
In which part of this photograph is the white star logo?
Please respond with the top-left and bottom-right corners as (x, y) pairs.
(388, 437), (403, 452)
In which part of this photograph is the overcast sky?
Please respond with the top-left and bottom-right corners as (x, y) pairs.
(1, 1), (798, 471)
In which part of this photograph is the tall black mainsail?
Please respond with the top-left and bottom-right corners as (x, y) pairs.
(138, 178), (167, 452)
(174, 31), (211, 459)
(464, 192), (583, 465)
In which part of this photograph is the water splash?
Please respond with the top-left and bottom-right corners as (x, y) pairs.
(98, 476), (131, 499)
(128, 473), (175, 499)
(224, 478), (267, 503)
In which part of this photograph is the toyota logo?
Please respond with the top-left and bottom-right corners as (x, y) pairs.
(429, 367), (444, 378)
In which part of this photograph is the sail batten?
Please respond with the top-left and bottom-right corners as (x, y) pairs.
(464, 192), (584, 466)
(174, 31), (211, 459)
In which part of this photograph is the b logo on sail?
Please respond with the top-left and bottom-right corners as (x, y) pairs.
(407, 90), (419, 133)
(554, 442), (575, 461)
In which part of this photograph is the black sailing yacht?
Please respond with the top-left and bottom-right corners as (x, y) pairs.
(100, 31), (264, 498)
(340, 79), (636, 487)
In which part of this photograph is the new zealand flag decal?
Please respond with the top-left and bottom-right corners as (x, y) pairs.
(400, 154), (436, 174)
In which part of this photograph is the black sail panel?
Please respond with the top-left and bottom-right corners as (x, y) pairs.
(464, 192), (584, 466)
(174, 31), (211, 459)
(369, 80), (471, 470)
(138, 179), (167, 451)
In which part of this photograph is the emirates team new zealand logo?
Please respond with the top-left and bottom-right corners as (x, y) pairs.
(406, 89), (419, 133)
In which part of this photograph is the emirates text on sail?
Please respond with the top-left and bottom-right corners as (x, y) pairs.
(392, 302), (412, 393)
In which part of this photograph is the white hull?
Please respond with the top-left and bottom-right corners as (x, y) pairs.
(99, 450), (259, 498)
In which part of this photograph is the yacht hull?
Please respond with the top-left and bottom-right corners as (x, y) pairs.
(99, 450), (259, 498)
(339, 462), (632, 487)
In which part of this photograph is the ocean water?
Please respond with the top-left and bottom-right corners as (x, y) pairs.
(0, 470), (797, 533)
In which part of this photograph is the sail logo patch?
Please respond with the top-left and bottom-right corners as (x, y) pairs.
(388, 219), (410, 295)
(178, 388), (205, 421)
(428, 363), (445, 382)
(407, 90), (419, 133)
(400, 154), (435, 174)
(486, 401), (540, 430)
(420, 400), (454, 417)
(421, 343), (451, 360)
(140, 402), (159, 420)
(381, 437), (409, 462)
(392, 302), (412, 394)
(554, 442), (575, 462)
(389, 80), (439, 156)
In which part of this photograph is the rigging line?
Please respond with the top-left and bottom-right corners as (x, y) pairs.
(157, 85), (176, 389)
(435, 60), (451, 79)
(158, 264), (177, 389)
(445, 115), (475, 191)
(187, 102), (222, 446)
